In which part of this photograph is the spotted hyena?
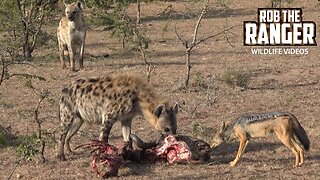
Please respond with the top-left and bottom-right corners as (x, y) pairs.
(57, 73), (179, 160)
(57, 1), (86, 71)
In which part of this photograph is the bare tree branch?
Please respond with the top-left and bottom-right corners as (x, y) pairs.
(224, 28), (235, 47)
(193, 25), (240, 47)
(15, 0), (27, 24)
(174, 0), (239, 88)
(191, 4), (208, 46)
(31, 1), (50, 51)
(174, 23), (187, 45)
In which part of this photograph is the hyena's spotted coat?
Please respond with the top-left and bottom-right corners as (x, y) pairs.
(57, 73), (179, 160)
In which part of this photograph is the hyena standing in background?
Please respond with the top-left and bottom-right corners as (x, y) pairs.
(57, 1), (86, 71)
(57, 73), (179, 160)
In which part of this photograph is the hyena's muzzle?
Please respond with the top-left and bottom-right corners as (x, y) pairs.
(67, 12), (77, 21)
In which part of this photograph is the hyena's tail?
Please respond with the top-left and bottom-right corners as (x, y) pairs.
(289, 113), (310, 151)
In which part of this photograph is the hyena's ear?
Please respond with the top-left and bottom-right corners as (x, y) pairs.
(63, 0), (67, 7)
(77, 1), (83, 10)
(154, 104), (165, 118)
(173, 103), (179, 114)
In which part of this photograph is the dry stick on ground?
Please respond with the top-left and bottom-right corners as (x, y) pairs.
(33, 90), (50, 163)
(7, 91), (49, 179)
(7, 157), (25, 180)
(174, 1), (240, 88)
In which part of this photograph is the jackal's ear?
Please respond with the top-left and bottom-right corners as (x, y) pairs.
(219, 122), (226, 133)
(173, 103), (179, 114)
(63, 0), (67, 7)
(154, 104), (165, 118)
(77, 1), (83, 10)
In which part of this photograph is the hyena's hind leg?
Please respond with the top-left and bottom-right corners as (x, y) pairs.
(65, 116), (84, 154)
(57, 101), (75, 160)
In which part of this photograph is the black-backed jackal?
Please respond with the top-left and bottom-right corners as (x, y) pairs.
(211, 112), (310, 167)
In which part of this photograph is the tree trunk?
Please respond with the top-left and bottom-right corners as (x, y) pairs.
(122, 36), (125, 49)
(0, 61), (4, 86)
(25, 45), (32, 60)
(185, 49), (191, 88)
(136, 0), (141, 25)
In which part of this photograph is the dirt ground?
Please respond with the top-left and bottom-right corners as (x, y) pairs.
(1, 0), (320, 179)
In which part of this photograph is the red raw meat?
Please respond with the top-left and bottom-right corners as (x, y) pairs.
(156, 135), (191, 164)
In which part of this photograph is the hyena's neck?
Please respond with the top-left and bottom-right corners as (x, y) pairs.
(141, 109), (158, 127)
(134, 80), (168, 127)
(139, 98), (168, 127)
(68, 17), (84, 30)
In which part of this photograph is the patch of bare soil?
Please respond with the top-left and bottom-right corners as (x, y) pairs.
(1, 0), (320, 179)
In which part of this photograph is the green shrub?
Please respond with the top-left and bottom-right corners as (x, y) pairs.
(221, 69), (250, 88)
(192, 72), (208, 89)
(16, 134), (40, 161)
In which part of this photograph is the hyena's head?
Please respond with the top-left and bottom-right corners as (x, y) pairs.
(211, 122), (228, 148)
(64, 1), (83, 21)
(153, 103), (179, 135)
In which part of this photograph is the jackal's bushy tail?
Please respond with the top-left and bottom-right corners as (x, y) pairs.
(290, 114), (310, 151)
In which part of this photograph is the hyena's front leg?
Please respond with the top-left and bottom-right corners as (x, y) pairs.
(59, 44), (66, 69)
(68, 44), (76, 71)
(121, 118), (133, 149)
(99, 115), (117, 143)
(79, 40), (85, 69)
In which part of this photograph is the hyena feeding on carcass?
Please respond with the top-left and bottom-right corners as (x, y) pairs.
(57, 73), (179, 160)
(57, 1), (86, 71)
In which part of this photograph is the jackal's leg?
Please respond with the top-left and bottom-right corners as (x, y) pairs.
(275, 132), (300, 167)
(65, 116), (84, 154)
(121, 118), (133, 149)
(99, 115), (117, 143)
(230, 139), (249, 166)
(57, 106), (74, 160)
(230, 129), (249, 166)
(291, 138), (305, 166)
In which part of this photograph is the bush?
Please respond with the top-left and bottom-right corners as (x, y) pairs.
(221, 69), (250, 88)
(0, 0), (53, 60)
(0, 125), (15, 148)
(192, 72), (208, 89)
(16, 134), (41, 161)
